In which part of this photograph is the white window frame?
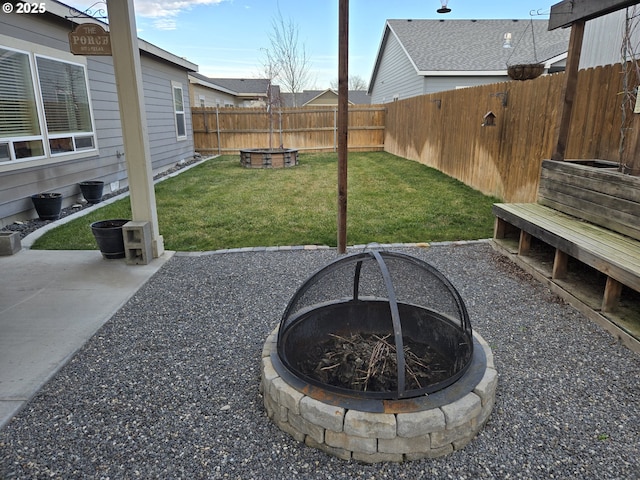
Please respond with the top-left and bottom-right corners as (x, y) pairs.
(34, 53), (97, 158)
(0, 37), (98, 170)
(172, 81), (187, 140)
(0, 45), (47, 163)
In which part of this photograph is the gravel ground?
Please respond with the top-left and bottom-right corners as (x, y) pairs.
(0, 242), (638, 479)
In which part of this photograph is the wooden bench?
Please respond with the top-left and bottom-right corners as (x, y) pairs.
(492, 159), (640, 350)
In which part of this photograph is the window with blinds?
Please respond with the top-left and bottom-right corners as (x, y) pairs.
(0, 47), (45, 161)
(0, 45), (96, 164)
(36, 55), (95, 155)
(172, 82), (186, 139)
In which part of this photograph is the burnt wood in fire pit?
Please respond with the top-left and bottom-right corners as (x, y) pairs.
(303, 332), (452, 392)
(277, 251), (474, 400)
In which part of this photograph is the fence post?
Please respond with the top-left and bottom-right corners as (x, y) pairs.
(279, 109), (283, 148)
(216, 106), (221, 155)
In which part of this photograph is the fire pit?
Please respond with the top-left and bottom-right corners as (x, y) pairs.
(240, 148), (299, 168)
(261, 250), (497, 462)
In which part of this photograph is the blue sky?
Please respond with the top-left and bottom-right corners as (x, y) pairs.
(65, 0), (558, 89)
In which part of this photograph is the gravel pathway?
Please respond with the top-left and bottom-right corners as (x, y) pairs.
(1, 242), (638, 479)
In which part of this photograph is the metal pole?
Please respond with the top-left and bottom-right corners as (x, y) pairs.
(337, 0), (349, 253)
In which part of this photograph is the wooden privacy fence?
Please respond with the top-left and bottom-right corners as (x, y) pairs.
(385, 62), (638, 203)
(191, 62), (637, 203)
(192, 105), (386, 155)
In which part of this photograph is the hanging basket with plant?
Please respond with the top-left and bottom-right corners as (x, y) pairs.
(506, 15), (546, 82)
(507, 63), (545, 81)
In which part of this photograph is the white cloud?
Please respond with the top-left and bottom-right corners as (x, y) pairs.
(66, 0), (228, 20)
(153, 18), (177, 30)
(134, 0), (227, 18)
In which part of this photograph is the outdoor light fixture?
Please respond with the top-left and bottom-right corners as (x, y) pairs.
(437, 0), (452, 14)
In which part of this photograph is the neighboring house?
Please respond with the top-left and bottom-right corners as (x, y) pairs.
(188, 73), (280, 108)
(580, 8), (640, 69)
(280, 89), (371, 107)
(368, 19), (570, 103)
(0, 0), (198, 226)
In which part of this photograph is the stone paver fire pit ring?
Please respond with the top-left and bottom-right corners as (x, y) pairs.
(261, 328), (497, 462)
(240, 148), (299, 168)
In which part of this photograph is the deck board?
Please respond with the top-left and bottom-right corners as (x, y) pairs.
(493, 203), (640, 291)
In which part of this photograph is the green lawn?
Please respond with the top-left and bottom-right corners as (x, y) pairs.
(31, 152), (500, 251)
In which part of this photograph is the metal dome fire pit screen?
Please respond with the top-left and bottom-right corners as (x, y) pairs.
(279, 251), (473, 399)
(261, 250), (497, 462)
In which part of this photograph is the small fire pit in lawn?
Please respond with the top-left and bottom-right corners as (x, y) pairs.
(240, 148), (299, 168)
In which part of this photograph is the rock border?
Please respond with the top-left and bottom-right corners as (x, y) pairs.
(260, 327), (497, 463)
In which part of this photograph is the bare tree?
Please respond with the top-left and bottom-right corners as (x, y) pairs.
(330, 75), (369, 91)
(257, 52), (283, 150)
(263, 8), (312, 107)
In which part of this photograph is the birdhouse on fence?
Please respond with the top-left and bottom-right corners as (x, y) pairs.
(482, 111), (496, 127)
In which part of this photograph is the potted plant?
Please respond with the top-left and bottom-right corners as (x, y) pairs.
(507, 63), (545, 81)
(90, 219), (130, 259)
(30, 192), (63, 220)
(79, 180), (104, 204)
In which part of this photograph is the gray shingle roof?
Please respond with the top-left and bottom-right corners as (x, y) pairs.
(386, 19), (570, 72)
(348, 90), (372, 105)
(280, 90), (371, 107)
(207, 78), (271, 95)
(190, 73), (272, 95)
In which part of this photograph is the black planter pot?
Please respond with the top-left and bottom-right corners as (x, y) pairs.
(90, 219), (130, 259)
(79, 181), (104, 204)
(30, 193), (63, 220)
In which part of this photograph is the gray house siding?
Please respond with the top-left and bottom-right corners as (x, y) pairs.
(580, 10), (637, 69)
(0, 10), (195, 226)
(189, 82), (237, 107)
(140, 58), (194, 173)
(423, 75), (508, 94)
(370, 32), (423, 104)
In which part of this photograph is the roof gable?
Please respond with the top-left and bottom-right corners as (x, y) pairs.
(390, 19), (570, 72)
(189, 74), (272, 96)
(206, 78), (271, 96)
(280, 90), (371, 107)
(309, 89), (339, 103)
(370, 18), (570, 89)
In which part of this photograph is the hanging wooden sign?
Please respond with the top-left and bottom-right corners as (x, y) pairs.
(68, 23), (112, 56)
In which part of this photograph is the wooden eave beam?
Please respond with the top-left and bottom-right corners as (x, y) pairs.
(551, 20), (585, 161)
(549, 0), (640, 30)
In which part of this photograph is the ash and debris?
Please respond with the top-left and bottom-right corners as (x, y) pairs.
(302, 333), (452, 392)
